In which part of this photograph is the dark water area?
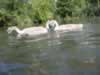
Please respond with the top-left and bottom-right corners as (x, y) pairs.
(0, 18), (100, 75)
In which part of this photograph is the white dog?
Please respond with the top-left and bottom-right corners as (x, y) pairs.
(46, 20), (59, 32)
(46, 20), (83, 32)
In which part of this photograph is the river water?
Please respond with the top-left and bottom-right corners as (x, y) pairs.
(0, 20), (99, 75)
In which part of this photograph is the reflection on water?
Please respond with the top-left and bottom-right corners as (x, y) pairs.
(0, 23), (99, 75)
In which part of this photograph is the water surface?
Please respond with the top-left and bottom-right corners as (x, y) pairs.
(0, 22), (99, 75)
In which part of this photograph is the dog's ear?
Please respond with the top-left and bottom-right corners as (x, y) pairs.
(54, 24), (56, 28)
(48, 24), (52, 29)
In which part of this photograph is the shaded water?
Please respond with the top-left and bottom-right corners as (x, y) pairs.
(0, 21), (99, 75)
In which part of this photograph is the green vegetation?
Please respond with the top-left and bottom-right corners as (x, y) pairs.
(0, 0), (100, 27)
(0, 0), (54, 28)
(56, 0), (100, 23)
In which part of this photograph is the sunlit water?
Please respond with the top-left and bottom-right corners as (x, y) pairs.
(0, 22), (99, 75)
